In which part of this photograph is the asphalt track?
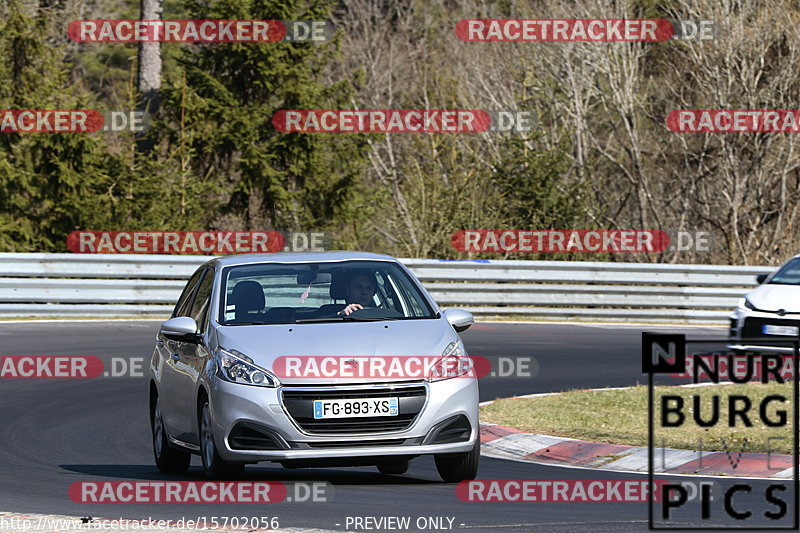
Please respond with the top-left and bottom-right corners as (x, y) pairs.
(0, 321), (791, 532)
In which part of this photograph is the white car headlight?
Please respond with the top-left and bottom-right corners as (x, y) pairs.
(215, 348), (280, 387)
(737, 297), (757, 311)
(426, 341), (474, 382)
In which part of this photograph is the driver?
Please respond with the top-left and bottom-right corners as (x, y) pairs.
(338, 273), (376, 316)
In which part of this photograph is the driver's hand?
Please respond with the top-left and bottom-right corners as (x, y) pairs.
(338, 303), (363, 316)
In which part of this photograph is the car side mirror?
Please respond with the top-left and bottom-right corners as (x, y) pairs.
(756, 273), (769, 284)
(444, 308), (474, 333)
(160, 317), (202, 343)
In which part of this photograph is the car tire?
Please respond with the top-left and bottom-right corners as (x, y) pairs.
(152, 397), (191, 474)
(435, 440), (479, 482)
(377, 459), (409, 475)
(199, 401), (245, 479)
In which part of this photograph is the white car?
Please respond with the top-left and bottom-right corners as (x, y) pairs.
(729, 255), (800, 352)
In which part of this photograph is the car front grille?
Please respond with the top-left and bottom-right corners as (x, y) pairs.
(741, 317), (800, 338)
(298, 438), (409, 448)
(281, 383), (427, 435)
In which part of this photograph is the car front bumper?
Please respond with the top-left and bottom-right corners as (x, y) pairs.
(207, 376), (479, 463)
(728, 308), (800, 353)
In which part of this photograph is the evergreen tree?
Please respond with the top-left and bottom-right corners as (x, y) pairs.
(162, 0), (372, 234)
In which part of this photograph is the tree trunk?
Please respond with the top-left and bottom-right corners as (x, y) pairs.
(136, 0), (163, 153)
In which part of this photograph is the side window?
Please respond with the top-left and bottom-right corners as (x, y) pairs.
(375, 272), (398, 312)
(387, 273), (425, 317)
(172, 268), (205, 318)
(190, 269), (214, 330)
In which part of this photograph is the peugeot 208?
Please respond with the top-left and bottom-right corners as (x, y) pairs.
(148, 252), (479, 481)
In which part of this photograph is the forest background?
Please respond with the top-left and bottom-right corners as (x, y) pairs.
(0, 0), (795, 265)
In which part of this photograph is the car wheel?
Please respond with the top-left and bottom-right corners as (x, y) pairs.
(152, 398), (191, 473)
(377, 459), (409, 475)
(199, 401), (244, 479)
(435, 440), (479, 482)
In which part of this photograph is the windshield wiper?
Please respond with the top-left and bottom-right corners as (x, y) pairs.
(294, 316), (399, 323)
(343, 316), (398, 322)
(226, 322), (268, 326)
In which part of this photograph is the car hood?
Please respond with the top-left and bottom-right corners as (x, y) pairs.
(747, 283), (800, 312)
(214, 318), (458, 384)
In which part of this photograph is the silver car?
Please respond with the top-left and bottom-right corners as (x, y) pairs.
(148, 252), (480, 482)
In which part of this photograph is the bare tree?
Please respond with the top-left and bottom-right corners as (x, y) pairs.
(136, 0), (162, 153)
(324, 0), (800, 264)
(663, 0), (800, 264)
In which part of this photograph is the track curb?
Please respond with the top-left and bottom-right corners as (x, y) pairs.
(479, 390), (795, 480)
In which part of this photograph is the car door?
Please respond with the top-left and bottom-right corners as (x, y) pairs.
(181, 267), (216, 443)
(158, 267), (205, 441)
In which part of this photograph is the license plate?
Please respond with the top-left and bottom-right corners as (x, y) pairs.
(313, 397), (398, 419)
(763, 324), (799, 336)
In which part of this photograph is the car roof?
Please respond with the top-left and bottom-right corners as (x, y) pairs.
(211, 250), (399, 268)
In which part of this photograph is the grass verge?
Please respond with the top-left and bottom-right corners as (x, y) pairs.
(480, 383), (795, 454)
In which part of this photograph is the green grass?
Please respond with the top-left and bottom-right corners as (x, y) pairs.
(481, 383), (796, 454)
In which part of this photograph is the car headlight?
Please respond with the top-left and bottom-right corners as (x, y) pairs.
(737, 297), (757, 311)
(426, 341), (473, 382)
(215, 348), (280, 387)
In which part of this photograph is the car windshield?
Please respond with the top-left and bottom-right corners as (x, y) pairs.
(218, 260), (437, 325)
(767, 258), (800, 285)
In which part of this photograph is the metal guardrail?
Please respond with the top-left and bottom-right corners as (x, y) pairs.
(0, 254), (775, 324)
